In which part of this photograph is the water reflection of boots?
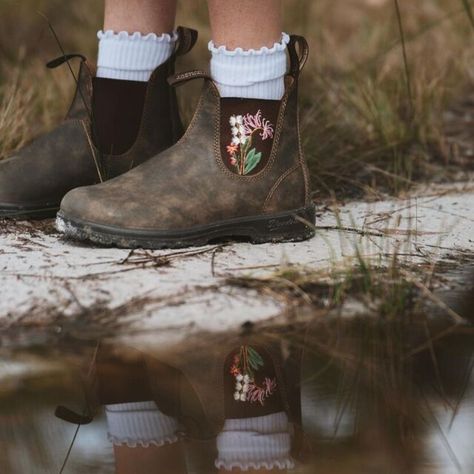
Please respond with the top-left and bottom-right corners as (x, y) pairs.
(215, 345), (295, 471)
(144, 332), (305, 471)
(56, 343), (188, 474)
(55, 343), (156, 425)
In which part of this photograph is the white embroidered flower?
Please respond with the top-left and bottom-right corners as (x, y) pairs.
(242, 384), (249, 393)
(240, 136), (248, 145)
(236, 115), (243, 125)
(232, 136), (241, 146)
(240, 393), (247, 402)
(236, 382), (243, 390)
(229, 116), (237, 127)
(234, 392), (240, 400)
(243, 374), (250, 383)
(236, 374), (244, 382)
(238, 125), (246, 135)
(231, 127), (239, 136)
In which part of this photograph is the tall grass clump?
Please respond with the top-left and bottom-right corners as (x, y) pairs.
(0, 0), (472, 198)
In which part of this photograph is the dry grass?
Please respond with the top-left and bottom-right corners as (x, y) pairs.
(0, 0), (473, 198)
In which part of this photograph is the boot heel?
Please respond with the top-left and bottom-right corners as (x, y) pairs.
(252, 205), (316, 244)
(55, 405), (95, 425)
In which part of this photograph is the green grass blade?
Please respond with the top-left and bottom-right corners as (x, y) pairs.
(460, 0), (474, 29)
(393, 0), (414, 120)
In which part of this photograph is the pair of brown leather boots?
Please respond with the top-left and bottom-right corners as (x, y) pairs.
(0, 27), (315, 249)
(56, 336), (304, 458)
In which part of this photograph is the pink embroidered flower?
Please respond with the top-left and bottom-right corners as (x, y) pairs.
(229, 156), (237, 166)
(246, 377), (277, 405)
(243, 110), (274, 140)
(227, 144), (238, 155)
(263, 377), (277, 396)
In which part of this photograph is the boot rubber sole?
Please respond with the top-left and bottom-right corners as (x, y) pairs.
(0, 203), (59, 220)
(56, 205), (316, 249)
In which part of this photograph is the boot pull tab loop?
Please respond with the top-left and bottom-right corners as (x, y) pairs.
(46, 53), (87, 69)
(288, 35), (309, 79)
(174, 26), (199, 57)
(168, 70), (212, 87)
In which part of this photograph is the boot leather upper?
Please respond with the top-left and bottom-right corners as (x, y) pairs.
(0, 33), (190, 209)
(60, 75), (312, 231)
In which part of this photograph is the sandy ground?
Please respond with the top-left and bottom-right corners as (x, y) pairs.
(1, 181), (473, 342)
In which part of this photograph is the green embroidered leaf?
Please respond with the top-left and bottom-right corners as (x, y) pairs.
(247, 346), (264, 371)
(243, 148), (262, 175)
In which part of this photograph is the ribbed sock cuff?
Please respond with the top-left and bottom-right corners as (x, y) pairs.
(209, 33), (290, 100)
(97, 30), (177, 82)
(105, 401), (180, 448)
(215, 412), (295, 471)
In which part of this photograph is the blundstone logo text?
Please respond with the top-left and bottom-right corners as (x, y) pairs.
(268, 217), (295, 230)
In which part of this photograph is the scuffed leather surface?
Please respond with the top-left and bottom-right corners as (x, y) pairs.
(0, 120), (98, 206)
(0, 54), (183, 207)
(153, 333), (299, 439)
(61, 79), (311, 230)
(263, 165), (306, 214)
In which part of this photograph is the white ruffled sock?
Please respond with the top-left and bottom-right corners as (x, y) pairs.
(105, 401), (180, 448)
(209, 33), (290, 100)
(215, 412), (295, 471)
(97, 30), (177, 82)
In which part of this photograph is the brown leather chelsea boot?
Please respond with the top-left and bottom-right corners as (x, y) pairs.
(57, 35), (315, 248)
(0, 26), (197, 219)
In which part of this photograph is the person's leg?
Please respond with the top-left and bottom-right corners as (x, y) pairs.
(104, 0), (176, 34)
(208, 0), (282, 50)
(114, 444), (187, 474)
(207, 0), (288, 100)
(95, 0), (178, 154)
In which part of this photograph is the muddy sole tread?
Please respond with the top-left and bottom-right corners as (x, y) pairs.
(0, 205), (59, 220)
(56, 205), (316, 249)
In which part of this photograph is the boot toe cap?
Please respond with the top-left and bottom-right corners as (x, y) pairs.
(59, 183), (138, 228)
(60, 186), (111, 224)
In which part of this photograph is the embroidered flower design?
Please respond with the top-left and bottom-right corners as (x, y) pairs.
(227, 144), (239, 155)
(229, 346), (277, 405)
(227, 111), (274, 175)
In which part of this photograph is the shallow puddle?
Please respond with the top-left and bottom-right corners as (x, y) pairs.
(1, 266), (473, 474)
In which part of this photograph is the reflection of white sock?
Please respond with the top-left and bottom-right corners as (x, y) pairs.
(105, 401), (180, 448)
(97, 30), (177, 82)
(209, 33), (290, 100)
(215, 412), (295, 471)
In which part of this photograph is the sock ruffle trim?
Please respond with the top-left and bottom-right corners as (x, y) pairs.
(215, 458), (295, 471)
(208, 33), (290, 57)
(108, 433), (180, 448)
(97, 30), (178, 43)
